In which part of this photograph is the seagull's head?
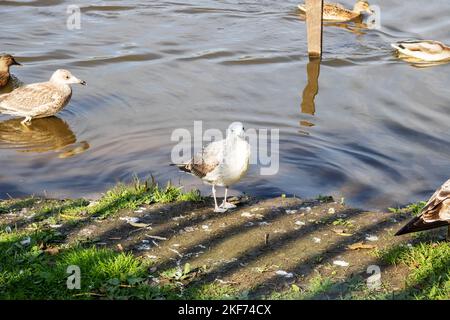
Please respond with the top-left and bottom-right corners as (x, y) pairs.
(0, 54), (21, 68)
(227, 122), (245, 139)
(50, 69), (86, 86)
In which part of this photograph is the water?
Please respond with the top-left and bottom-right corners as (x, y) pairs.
(1, 0), (450, 209)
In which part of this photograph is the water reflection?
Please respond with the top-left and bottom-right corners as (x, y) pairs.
(0, 117), (89, 157)
(0, 75), (24, 94)
(300, 58), (321, 133)
(297, 12), (370, 35)
(393, 52), (450, 68)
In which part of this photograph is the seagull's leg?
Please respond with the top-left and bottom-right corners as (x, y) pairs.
(212, 185), (226, 213)
(220, 187), (237, 209)
(20, 116), (32, 126)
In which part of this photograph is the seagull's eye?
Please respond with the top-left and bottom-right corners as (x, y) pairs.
(65, 76), (70, 80)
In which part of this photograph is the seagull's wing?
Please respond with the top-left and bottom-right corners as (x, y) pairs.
(184, 140), (225, 178)
(0, 83), (61, 113)
(420, 179), (450, 223)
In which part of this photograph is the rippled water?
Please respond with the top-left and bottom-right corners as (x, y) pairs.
(1, 0), (450, 209)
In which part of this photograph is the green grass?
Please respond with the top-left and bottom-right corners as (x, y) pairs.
(378, 241), (450, 299)
(268, 275), (335, 300)
(62, 179), (203, 219)
(388, 201), (427, 216)
(0, 179), (205, 299)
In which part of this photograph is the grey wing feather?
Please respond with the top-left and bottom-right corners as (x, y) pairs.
(187, 140), (225, 178)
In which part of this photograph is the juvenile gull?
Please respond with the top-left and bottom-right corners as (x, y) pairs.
(174, 122), (251, 213)
(0, 55), (21, 88)
(396, 179), (450, 241)
(0, 69), (86, 125)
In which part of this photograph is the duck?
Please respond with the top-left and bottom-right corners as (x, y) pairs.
(391, 40), (450, 63)
(0, 69), (86, 125)
(173, 122), (251, 213)
(297, 0), (372, 22)
(0, 55), (21, 88)
(396, 179), (450, 242)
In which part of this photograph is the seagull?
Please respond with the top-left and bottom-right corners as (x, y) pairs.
(391, 40), (450, 63)
(396, 179), (450, 242)
(298, 0), (372, 22)
(174, 122), (251, 213)
(0, 69), (86, 125)
(0, 54), (21, 88)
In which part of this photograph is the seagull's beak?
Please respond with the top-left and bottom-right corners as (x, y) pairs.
(12, 59), (22, 66)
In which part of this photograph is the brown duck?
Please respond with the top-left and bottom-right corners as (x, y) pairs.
(396, 179), (450, 241)
(0, 55), (21, 88)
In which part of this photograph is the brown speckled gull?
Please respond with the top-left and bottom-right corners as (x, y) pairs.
(0, 54), (21, 88)
(0, 69), (86, 125)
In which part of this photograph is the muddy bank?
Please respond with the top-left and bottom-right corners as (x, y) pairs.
(3, 190), (444, 299)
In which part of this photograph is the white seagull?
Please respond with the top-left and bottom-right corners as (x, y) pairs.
(0, 69), (86, 125)
(175, 122), (251, 213)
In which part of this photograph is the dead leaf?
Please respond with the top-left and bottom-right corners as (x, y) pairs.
(348, 242), (377, 250)
(117, 244), (124, 252)
(44, 247), (60, 255)
(128, 221), (151, 228)
(333, 228), (353, 236)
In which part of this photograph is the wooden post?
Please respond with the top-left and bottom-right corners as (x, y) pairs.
(305, 0), (323, 57)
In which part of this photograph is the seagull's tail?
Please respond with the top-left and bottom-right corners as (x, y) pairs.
(395, 216), (449, 236)
(170, 163), (192, 174)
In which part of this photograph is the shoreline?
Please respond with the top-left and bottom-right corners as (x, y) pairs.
(0, 180), (449, 300)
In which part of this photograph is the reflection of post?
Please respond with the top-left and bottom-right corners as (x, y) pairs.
(305, 0), (323, 57)
(301, 58), (321, 116)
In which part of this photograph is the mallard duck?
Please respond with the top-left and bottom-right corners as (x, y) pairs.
(0, 55), (21, 88)
(391, 40), (450, 63)
(173, 122), (250, 213)
(396, 179), (450, 241)
(0, 69), (86, 125)
(297, 0), (372, 22)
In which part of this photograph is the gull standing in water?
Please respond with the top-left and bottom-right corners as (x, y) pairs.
(0, 69), (86, 125)
(0, 55), (21, 88)
(175, 122), (251, 213)
(396, 179), (450, 241)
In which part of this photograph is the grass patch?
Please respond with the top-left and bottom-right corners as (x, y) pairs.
(378, 241), (450, 299)
(268, 275), (335, 300)
(0, 178), (205, 299)
(388, 201), (427, 216)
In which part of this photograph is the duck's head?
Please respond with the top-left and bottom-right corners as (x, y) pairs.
(353, 0), (372, 14)
(50, 69), (86, 86)
(0, 54), (21, 69)
(227, 122), (246, 139)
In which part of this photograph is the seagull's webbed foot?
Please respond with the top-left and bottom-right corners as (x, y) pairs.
(220, 201), (237, 210)
(20, 116), (32, 126)
(214, 206), (227, 213)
